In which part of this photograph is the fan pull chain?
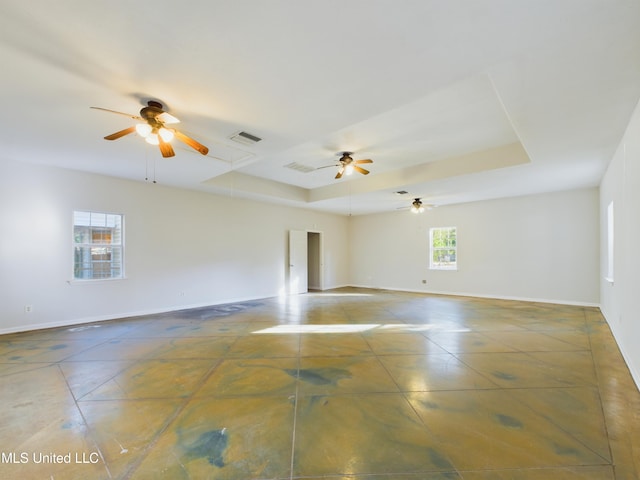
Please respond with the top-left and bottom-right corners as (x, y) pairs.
(144, 154), (157, 183)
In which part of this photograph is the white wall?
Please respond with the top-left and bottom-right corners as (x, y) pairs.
(350, 188), (600, 305)
(0, 157), (609, 337)
(0, 159), (349, 334)
(600, 99), (640, 386)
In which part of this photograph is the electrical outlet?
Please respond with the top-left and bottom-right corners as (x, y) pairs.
(24, 305), (33, 313)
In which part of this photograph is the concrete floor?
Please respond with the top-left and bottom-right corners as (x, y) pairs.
(1, 288), (639, 479)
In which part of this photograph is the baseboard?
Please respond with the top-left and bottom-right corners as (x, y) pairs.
(1, 286), (361, 336)
(616, 340), (640, 392)
(348, 284), (600, 308)
(0, 293), (277, 336)
(599, 308), (640, 391)
(0, 315), (130, 336)
(320, 284), (352, 291)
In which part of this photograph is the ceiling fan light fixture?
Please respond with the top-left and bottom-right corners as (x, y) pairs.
(136, 123), (152, 138)
(145, 132), (160, 145)
(158, 127), (174, 142)
(345, 164), (354, 175)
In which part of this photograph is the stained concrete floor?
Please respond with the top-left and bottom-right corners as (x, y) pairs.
(1, 288), (639, 479)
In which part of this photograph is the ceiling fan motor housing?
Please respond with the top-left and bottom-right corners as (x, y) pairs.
(340, 152), (353, 164)
(140, 101), (165, 127)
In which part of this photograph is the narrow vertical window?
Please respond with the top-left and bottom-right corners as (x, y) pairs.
(430, 227), (457, 270)
(73, 211), (124, 280)
(606, 201), (614, 282)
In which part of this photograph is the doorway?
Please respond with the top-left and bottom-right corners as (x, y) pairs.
(288, 230), (323, 294)
(307, 231), (321, 291)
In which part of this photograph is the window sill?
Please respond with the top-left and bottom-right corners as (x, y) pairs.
(68, 277), (127, 285)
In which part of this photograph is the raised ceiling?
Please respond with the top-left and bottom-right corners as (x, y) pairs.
(1, 1), (639, 215)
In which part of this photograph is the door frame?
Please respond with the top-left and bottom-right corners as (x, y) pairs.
(288, 229), (324, 294)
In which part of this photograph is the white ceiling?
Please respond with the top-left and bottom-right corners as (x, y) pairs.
(1, 0), (639, 215)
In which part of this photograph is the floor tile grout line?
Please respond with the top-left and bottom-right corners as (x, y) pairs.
(289, 331), (302, 480)
(582, 307), (617, 474)
(361, 325), (464, 478)
(120, 357), (225, 480)
(0, 362), (63, 378)
(435, 347), (504, 389)
(494, 382), (613, 466)
(56, 362), (114, 479)
(451, 350), (599, 389)
(65, 359), (143, 402)
(0, 336), (120, 365)
(54, 337), (127, 363)
(59, 330), (235, 400)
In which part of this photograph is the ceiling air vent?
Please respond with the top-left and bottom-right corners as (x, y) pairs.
(230, 131), (262, 146)
(284, 162), (316, 173)
(395, 190), (409, 195)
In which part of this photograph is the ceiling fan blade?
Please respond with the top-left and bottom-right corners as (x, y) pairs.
(91, 107), (143, 121)
(174, 130), (209, 155)
(355, 159), (373, 164)
(158, 137), (175, 158)
(158, 112), (180, 124)
(335, 167), (344, 179)
(353, 165), (370, 175)
(104, 126), (136, 140)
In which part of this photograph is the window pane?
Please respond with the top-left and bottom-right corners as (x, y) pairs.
(74, 225), (90, 244)
(109, 215), (122, 244)
(73, 211), (91, 227)
(91, 228), (112, 244)
(432, 248), (456, 267)
(90, 212), (107, 228)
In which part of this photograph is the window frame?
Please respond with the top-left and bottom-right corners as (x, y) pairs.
(72, 210), (125, 282)
(429, 226), (457, 271)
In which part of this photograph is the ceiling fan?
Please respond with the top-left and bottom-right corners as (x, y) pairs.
(90, 101), (209, 158)
(397, 198), (436, 213)
(409, 198), (437, 213)
(319, 152), (373, 179)
(411, 198), (426, 213)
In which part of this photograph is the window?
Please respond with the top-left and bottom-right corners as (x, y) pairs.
(73, 211), (124, 280)
(430, 227), (457, 270)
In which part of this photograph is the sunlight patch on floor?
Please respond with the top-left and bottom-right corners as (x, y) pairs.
(252, 324), (380, 334)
